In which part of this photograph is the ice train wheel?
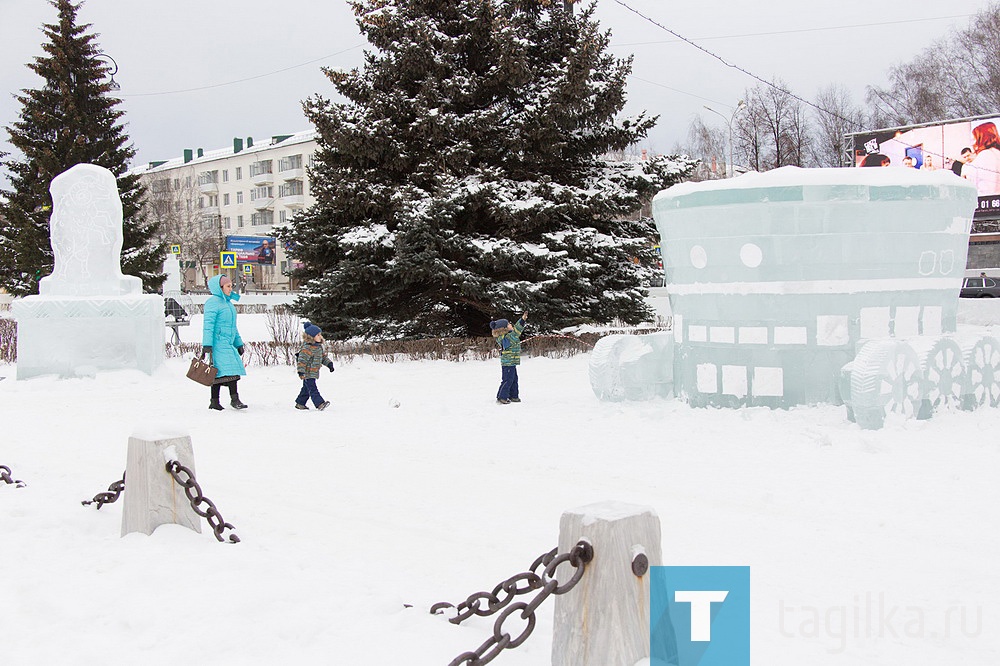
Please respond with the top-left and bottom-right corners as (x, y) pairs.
(909, 337), (966, 416)
(960, 335), (1000, 409)
(850, 340), (923, 429)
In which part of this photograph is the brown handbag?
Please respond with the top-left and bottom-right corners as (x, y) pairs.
(186, 356), (218, 386)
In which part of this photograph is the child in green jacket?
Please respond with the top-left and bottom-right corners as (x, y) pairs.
(490, 312), (528, 404)
(295, 322), (334, 410)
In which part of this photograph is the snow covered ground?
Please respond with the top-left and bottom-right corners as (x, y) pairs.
(1, 311), (998, 664)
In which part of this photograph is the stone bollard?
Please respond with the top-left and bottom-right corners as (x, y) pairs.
(551, 501), (661, 666)
(121, 433), (202, 537)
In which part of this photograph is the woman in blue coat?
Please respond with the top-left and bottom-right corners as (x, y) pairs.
(202, 274), (247, 410)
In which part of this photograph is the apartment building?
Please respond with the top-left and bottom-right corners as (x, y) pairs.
(135, 130), (318, 291)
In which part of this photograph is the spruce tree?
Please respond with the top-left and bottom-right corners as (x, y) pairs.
(0, 0), (164, 296)
(281, 0), (695, 338)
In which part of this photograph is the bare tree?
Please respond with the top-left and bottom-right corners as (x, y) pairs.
(684, 116), (726, 180)
(731, 79), (810, 171)
(812, 84), (865, 167)
(142, 168), (222, 290)
(734, 99), (767, 173)
(867, 4), (1000, 125)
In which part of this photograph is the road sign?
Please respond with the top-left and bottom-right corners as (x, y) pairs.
(243, 264), (253, 275)
(220, 251), (237, 269)
(170, 244), (181, 255)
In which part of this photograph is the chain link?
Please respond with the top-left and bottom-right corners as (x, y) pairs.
(1, 465), (26, 488)
(165, 460), (240, 543)
(81, 472), (125, 508)
(433, 540), (594, 666)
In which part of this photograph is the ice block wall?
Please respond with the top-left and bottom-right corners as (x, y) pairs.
(652, 166), (978, 408)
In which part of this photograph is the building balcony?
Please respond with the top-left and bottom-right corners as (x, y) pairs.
(279, 167), (305, 181)
(253, 198), (274, 210)
(279, 194), (305, 208)
(198, 180), (218, 194)
(200, 205), (220, 217)
(251, 171), (274, 186)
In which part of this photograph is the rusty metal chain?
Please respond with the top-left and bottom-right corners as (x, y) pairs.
(165, 460), (240, 543)
(432, 540), (594, 666)
(1, 465), (26, 488)
(81, 472), (125, 507)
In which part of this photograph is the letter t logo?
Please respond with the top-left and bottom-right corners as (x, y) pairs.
(674, 590), (729, 641)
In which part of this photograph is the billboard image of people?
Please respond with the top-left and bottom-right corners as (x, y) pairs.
(226, 235), (276, 265)
(850, 116), (1000, 219)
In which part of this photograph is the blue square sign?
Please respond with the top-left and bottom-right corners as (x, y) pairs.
(650, 566), (750, 666)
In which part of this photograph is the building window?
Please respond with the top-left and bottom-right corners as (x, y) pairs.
(223, 193), (230, 206)
(250, 186), (273, 201)
(236, 191), (243, 204)
(185, 176), (192, 187)
(235, 166), (242, 180)
(250, 160), (273, 177)
(224, 216), (231, 229)
(237, 215), (244, 228)
(222, 169), (229, 183)
(251, 210), (274, 226)
(173, 178), (180, 189)
(278, 180), (303, 197)
(278, 154), (303, 172)
(279, 210), (287, 224)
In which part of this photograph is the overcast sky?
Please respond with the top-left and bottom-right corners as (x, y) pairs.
(0, 0), (994, 177)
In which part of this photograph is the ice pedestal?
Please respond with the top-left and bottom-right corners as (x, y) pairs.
(12, 163), (164, 379)
(13, 296), (164, 378)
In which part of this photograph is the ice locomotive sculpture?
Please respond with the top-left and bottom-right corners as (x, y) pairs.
(591, 166), (989, 429)
(12, 163), (164, 379)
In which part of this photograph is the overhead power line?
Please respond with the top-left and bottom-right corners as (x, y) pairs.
(118, 44), (365, 98)
(612, 13), (976, 47)
(610, 0), (871, 130)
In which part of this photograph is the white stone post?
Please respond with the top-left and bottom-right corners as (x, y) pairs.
(121, 434), (202, 537)
(551, 501), (661, 666)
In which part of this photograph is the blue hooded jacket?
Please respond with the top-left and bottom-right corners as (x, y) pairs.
(203, 274), (246, 378)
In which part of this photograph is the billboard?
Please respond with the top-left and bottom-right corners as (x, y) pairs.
(226, 235), (276, 264)
(849, 115), (1000, 219)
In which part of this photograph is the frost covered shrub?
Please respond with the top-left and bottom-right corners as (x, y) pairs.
(162, 334), (599, 366)
(0, 318), (15, 363)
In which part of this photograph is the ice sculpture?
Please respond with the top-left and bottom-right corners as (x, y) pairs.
(12, 164), (164, 379)
(591, 167), (990, 428)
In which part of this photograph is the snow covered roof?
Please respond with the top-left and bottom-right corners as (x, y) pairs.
(131, 129), (318, 175)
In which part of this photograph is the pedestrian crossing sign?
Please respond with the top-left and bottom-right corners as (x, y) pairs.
(220, 251), (237, 269)
(243, 264), (253, 275)
(170, 244), (181, 255)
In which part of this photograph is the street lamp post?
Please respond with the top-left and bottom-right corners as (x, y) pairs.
(94, 52), (120, 91)
(703, 100), (746, 178)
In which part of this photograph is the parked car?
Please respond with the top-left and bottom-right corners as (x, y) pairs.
(960, 276), (1000, 298)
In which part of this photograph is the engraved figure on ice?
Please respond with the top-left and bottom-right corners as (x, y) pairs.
(41, 163), (141, 297)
